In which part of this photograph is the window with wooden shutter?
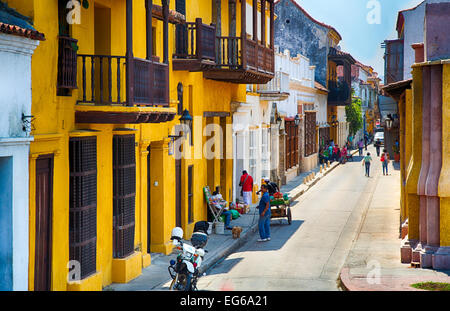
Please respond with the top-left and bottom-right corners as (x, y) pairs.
(57, 0), (77, 94)
(285, 121), (298, 170)
(304, 112), (317, 157)
(69, 137), (97, 280)
(113, 135), (136, 259)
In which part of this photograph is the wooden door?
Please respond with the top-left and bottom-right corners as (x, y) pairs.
(35, 155), (53, 291)
(175, 159), (182, 228)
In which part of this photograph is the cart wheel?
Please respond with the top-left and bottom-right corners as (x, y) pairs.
(287, 208), (292, 225)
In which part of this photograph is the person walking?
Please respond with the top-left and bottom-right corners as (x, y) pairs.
(358, 139), (364, 156)
(257, 184), (271, 242)
(362, 152), (373, 177)
(374, 139), (381, 157)
(381, 149), (390, 175)
(341, 145), (348, 164)
(239, 170), (253, 206)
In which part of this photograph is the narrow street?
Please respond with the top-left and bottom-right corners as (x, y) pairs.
(196, 146), (390, 291)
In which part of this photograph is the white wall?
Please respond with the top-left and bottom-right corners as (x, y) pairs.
(402, 0), (447, 79)
(0, 32), (39, 291)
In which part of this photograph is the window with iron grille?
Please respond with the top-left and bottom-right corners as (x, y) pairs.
(188, 165), (194, 224)
(69, 136), (97, 280)
(113, 135), (136, 259)
(304, 112), (317, 157)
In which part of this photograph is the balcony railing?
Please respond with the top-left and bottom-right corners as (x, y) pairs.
(257, 71), (289, 99)
(216, 36), (241, 68)
(204, 36), (275, 84)
(245, 38), (274, 74)
(328, 80), (351, 105)
(174, 19), (216, 62)
(77, 55), (169, 106)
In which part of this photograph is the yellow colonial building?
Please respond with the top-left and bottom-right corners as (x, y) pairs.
(5, 0), (275, 291)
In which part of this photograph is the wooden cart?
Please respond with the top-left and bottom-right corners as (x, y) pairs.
(270, 199), (292, 225)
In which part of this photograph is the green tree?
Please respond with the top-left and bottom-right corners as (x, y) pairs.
(345, 96), (363, 137)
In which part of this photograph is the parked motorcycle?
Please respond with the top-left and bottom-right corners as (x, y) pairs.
(168, 222), (209, 291)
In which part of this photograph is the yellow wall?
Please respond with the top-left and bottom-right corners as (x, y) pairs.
(8, 0), (247, 290)
(439, 63), (450, 246)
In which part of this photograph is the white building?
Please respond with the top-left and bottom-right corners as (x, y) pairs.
(0, 2), (43, 291)
(259, 48), (326, 186)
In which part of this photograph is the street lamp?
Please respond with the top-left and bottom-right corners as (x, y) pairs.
(294, 114), (300, 126)
(179, 109), (193, 128)
(385, 116), (393, 130)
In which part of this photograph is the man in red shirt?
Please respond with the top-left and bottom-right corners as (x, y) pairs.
(239, 170), (253, 206)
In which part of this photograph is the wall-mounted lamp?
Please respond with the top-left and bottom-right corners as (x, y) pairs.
(294, 114), (300, 126)
(22, 113), (35, 136)
(179, 109), (193, 128)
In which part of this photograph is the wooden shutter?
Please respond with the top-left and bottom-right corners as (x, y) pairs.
(304, 112), (317, 157)
(69, 137), (97, 280)
(35, 156), (53, 291)
(113, 135), (136, 259)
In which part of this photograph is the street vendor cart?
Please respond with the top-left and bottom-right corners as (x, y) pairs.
(269, 193), (292, 225)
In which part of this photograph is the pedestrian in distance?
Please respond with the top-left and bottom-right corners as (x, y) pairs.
(362, 152), (373, 177)
(340, 145), (348, 164)
(239, 170), (253, 206)
(374, 139), (381, 157)
(381, 149), (390, 175)
(358, 139), (364, 156)
(257, 184), (271, 242)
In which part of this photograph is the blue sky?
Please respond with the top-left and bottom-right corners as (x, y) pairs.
(293, 0), (424, 80)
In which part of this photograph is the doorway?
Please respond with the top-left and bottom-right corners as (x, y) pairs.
(34, 155), (54, 291)
(0, 157), (13, 291)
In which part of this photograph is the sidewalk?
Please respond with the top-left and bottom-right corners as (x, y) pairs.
(339, 162), (450, 291)
(104, 153), (351, 291)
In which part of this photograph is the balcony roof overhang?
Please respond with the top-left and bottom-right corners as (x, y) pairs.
(381, 78), (412, 101)
(203, 68), (274, 84)
(75, 105), (176, 124)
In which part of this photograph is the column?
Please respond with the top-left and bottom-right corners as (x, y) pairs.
(433, 62), (450, 269)
(149, 139), (175, 255)
(409, 60), (424, 264)
(423, 64), (442, 267)
(417, 65), (431, 267)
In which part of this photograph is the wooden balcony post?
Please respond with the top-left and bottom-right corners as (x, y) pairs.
(146, 0), (154, 104)
(270, 0), (274, 49)
(261, 0), (266, 47)
(146, 0), (153, 60)
(126, 0), (134, 106)
(196, 18), (203, 61)
(162, 0), (169, 64)
(253, 0), (258, 41)
(241, 0), (247, 68)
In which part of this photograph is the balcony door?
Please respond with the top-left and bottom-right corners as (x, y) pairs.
(94, 4), (111, 104)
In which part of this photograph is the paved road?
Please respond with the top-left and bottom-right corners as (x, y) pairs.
(195, 146), (388, 291)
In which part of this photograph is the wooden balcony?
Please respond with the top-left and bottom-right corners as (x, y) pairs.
(328, 47), (355, 106)
(74, 54), (174, 124)
(203, 37), (275, 84)
(172, 18), (217, 71)
(327, 80), (352, 106)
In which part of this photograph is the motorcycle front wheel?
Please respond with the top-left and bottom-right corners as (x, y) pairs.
(169, 272), (192, 291)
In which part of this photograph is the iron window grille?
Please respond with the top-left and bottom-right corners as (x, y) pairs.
(69, 136), (97, 280)
(113, 134), (136, 259)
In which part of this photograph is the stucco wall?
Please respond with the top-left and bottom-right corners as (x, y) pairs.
(275, 0), (330, 87)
